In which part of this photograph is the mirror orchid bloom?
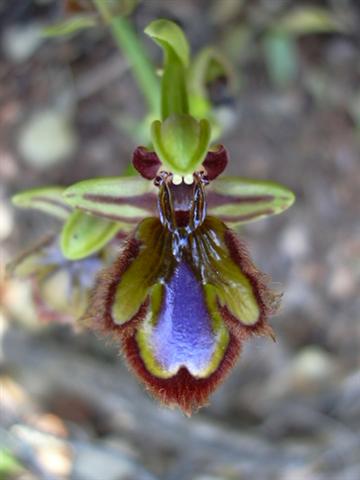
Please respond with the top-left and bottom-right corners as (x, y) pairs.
(62, 113), (295, 414)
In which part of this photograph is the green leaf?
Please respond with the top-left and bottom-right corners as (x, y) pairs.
(145, 19), (190, 119)
(207, 177), (295, 225)
(60, 210), (122, 260)
(274, 7), (344, 36)
(12, 186), (71, 220)
(151, 114), (211, 175)
(63, 176), (157, 222)
(42, 16), (97, 38)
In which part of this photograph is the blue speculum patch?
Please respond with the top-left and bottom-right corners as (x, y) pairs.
(151, 261), (215, 376)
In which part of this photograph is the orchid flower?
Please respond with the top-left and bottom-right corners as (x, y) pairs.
(10, 20), (295, 414)
(61, 108), (294, 414)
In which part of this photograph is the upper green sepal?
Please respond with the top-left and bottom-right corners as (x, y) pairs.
(145, 19), (189, 68)
(207, 177), (295, 225)
(151, 114), (211, 175)
(12, 186), (71, 220)
(60, 210), (121, 260)
(145, 19), (190, 119)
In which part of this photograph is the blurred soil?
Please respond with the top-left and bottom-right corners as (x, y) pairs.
(1, 1), (360, 479)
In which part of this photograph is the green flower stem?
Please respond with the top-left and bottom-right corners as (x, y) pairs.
(93, 0), (160, 116)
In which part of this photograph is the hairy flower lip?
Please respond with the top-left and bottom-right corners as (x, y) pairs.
(82, 217), (278, 415)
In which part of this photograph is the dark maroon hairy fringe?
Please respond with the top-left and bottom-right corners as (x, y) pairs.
(122, 332), (241, 416)
(81, 233), (147, 340)
(223, 226), (280, 329)
(84, 224), (278, 415)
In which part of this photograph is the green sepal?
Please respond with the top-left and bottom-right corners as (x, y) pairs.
(207, 177), (295, 225)
(151, 114), (211, 175)
(63, 176), (157, 222)
(60, 210), (122, 260)
(42, 16), (97, 38)
(12, 186), (71, 220)
(145, 19), (190, 119)
(145, 19), (189, 69)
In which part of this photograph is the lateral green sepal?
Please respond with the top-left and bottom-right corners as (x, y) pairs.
(60, 210), (121, 260)
(12, 186), (71, 220)
(151, 114), (211, 175)
(63, 176), (157, 222)
(207, 177), (295, 225)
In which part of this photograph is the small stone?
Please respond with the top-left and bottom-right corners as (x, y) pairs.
(264, 346), (335, 400)
(72, 445), (139, 480)
(291, 346), (334, 388)
(18, 110), (77, 169)
(29, 413), (68, 438)
(0, 374), (31, 419)
(280, 225), (310, 259)
(36, 443), (72, 477)
(2, 23), (43, 63)
(2, 279), (40, 328)
(328, 266), (357, 300)
(11, 424), (72, 477)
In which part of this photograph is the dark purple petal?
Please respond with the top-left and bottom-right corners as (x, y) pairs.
(133, 146), (162, 179)
(202, 145), (228, 180)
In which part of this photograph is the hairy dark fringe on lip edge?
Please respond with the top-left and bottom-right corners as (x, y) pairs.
(80, 233), (145, 339)
(223, 226), (281, 318)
